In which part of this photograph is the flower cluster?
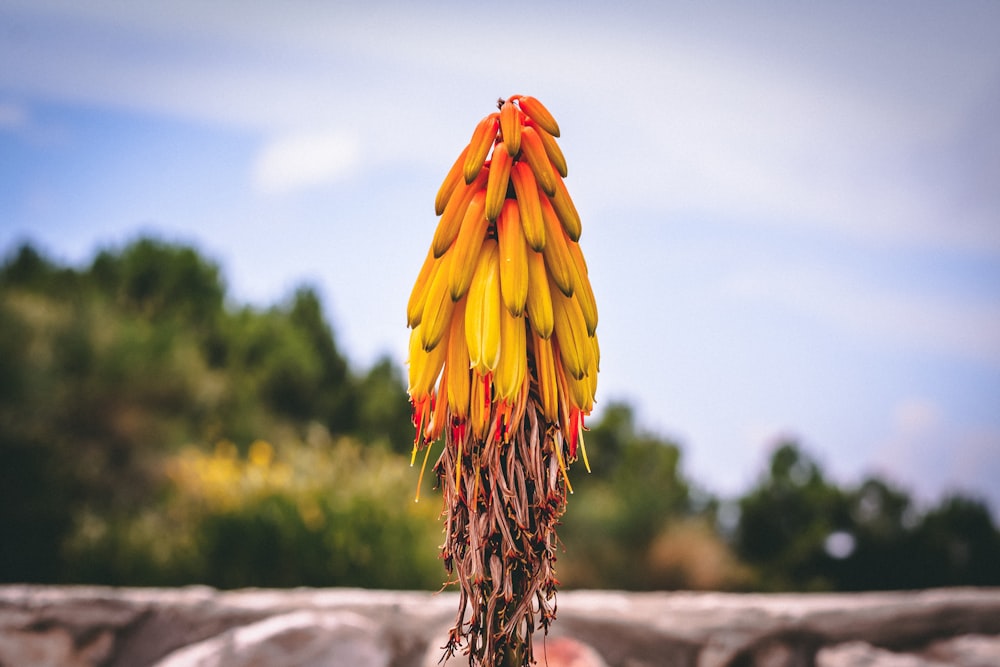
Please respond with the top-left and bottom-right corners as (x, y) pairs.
(406, 96), (599, 666)
(407, 95), (598, 478)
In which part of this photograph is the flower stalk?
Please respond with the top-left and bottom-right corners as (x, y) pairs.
(407, 96), (598, 667)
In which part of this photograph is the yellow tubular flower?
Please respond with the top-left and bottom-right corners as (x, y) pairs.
(500, 99), (522, 156)
(586, 334), (600, 404)
(407, 323), (446, 400)
(550, 276), (592, 381)
(530, 330), (560, 424)
(494, 306), (526, 402)
(567, 239), (598, 336)
(530, 120), (568, 178)
(445, 297), (472, 419)
(524, 246), (554, 339)
(510, 161), (546, 252)
(465, 238), (502, 374)
(485, 143), (512, 223)
(548, 170), (582, 242)
(539, 196), (576, 297)
(436, 144), (470, 215)
(406, 246), (437, 328)
(448, 190), (489, 301)
(434, 168), (489, 257)
(496, 198), (529, 317)
(464, 113), (500, 183)
(516, 95), (560, 137)
(419, 249), (456, 352)
(519, 126), (557, 197)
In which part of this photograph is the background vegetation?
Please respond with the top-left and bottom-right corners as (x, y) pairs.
(2, 238), (998, 591)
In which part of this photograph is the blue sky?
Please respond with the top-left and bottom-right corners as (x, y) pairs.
(2, 1), (999, 514)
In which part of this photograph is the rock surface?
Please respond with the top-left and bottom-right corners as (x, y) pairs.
(1, 586), (998, 667)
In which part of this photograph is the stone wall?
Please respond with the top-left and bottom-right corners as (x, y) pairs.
(1, 586), (999, 666)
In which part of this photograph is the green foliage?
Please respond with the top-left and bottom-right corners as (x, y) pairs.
(2, 237), (998, 591)
(732, 444), (1000, 590)
(735, 443), (850, 590)
(354, 357), (415, 455)
(0, 239), (420, 586)
(62, 436), (443, 589)
(906, 495), (1000, 587)
(89, 237), (225, 326)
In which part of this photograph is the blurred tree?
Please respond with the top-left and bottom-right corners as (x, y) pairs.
(218, 290), (356, 437)
(0, 294), (79, 582)
(734, 442), (850, 590)
(2, 243), (58, 288)
(89, 237), (225, 327)
(733, 444), (1000, 591)
(908, 495), (1000, 587)
(354, 356), (413, 454)
(287, 287), (356, 430)
(827, 477), (915, 590)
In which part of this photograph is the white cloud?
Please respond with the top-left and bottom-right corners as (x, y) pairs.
(252, 130), (361, 195)
(3, 1), (999, 252)
(576, 40), (1000, 253)
(727, 262), (1000, 367)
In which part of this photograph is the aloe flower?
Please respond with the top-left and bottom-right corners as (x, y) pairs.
(407, 96), (598, 667)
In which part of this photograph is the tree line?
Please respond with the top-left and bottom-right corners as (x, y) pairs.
(1, 237), (997, 590)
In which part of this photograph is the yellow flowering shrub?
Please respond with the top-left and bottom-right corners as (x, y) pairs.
(66, 429), (443, 589)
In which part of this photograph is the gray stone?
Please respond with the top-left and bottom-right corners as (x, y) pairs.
(153, 610), (389, 667)
(922, 634), (1000, 667)
(1, 586), (998, 667)
(817, 641), (946, 667)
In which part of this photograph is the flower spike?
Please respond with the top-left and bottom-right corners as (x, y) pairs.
(405, 95), (598, 667)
